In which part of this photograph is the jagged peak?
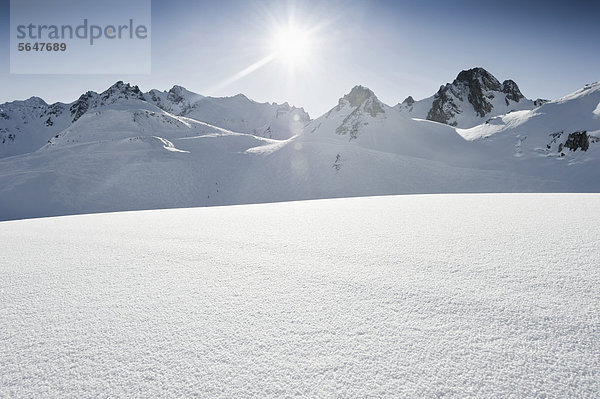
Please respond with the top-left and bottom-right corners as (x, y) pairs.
(105, 80), (135, 91)
(502, 79), (524, 102)
(109, 80), (125, 88)
(164, 85), (203, 105)
(76, 90), (98, 99)
(426, 67), (530, 124)
(330, 85), (385, 118)
(456, 67), (494, 81)
(343, 85), (379, 107)
(502, 79), (518, 89)
(278, 102), (292, 111)
(454, 67), (501, 91)
(231, 93), (250, 101)
(101, 81), (143, 99)
(402, 96), (415, 106)
(169, 84), (187, 93)
(167, 85), (202, 99)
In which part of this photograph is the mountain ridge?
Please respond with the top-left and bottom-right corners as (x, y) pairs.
(1, 71), (599, 220)
(0, 81), (310, 158)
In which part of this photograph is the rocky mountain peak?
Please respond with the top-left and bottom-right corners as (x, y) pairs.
(101, 81), (144, 101)
(330, 86), (385, 140)
(343, 85), (377, 107)
(402, 96), (415, 106)
(169, 85), (187, 94)
(70, 91), (99, 122)
(166, 85), (203, 102)
(22, 97), (48, 107)
(166, 85), (189, 104)
(426, 68), (530, 125)
(68, 82), (146, 123)
(455, 67), (502, 92)
(231, 93), (251, 102)
(501, 79), (525, 103)
(333, 85), (385, 119)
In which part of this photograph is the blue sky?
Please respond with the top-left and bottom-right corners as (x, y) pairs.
(1, 0), (599, 117)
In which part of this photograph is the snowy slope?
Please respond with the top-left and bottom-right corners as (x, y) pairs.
(2, 194), (599, 397)
(0, 85), (554, 221)
(454, 82), (600, 187)
(398, 67), (539, 128)
(0, 97), (286, 220)
(458, 82), (600, 143)
(302, 85), (494, 167)
(0, 124), (546, 221)
(1, 80), (600, 220)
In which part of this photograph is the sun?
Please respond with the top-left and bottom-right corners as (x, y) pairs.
(271, 25), (312, 66)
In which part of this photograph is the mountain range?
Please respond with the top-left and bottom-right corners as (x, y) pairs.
(1, 67), (599, 220)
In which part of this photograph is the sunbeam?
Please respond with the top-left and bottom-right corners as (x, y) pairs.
(204, 54), (276, 96)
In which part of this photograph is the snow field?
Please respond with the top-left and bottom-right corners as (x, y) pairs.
(1, 194), (599, 397)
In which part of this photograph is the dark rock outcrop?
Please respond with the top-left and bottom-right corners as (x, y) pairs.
(402, 96), (415, 106)
(563, 131), (589, 152)
(426, 67), (527, 125)
(70, 91), (96, 122)
(457, 68), (499, 117)
(100, 81), (145, 103)
(502, 79), (525, 104)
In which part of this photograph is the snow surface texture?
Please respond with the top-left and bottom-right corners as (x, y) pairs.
(1, 194), (599, 398)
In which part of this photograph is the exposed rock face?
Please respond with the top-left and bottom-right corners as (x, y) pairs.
(341, 85), (384, 115)
(145, 86), (200, 115)
(534, 98), (549, 107)
(563, 131), (589, 152)
(70, 92), (96, 122)
(427, 87), (461, 126)
(166, 85), (187, 104)
(69, 82), (146, 123)
(100, 81), (145, 103)
(426, 67), (527, 126)
(334, 86), (385, 140)
(402, 96), (415, 106)
(502, 79), (525, 104)
(457, 68), (501, 117)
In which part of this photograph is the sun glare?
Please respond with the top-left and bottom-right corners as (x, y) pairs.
(272, 26), (312, 66)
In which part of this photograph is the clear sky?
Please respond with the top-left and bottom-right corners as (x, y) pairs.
(1, 0), (599, 117)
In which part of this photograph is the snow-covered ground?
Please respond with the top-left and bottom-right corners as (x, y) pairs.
(1, 194), (599, 397)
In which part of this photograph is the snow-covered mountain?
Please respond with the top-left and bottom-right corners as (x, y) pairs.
(145, 86), (309, 140)
(0, 97), (71, 158)
(0, 95), (540, 220)
(398, 67), (545, 128)
(1, 73), (599, 220)
(0, 81), (309, 159)
(454, 81), (600, 188)
(301, 85), (491, 168)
